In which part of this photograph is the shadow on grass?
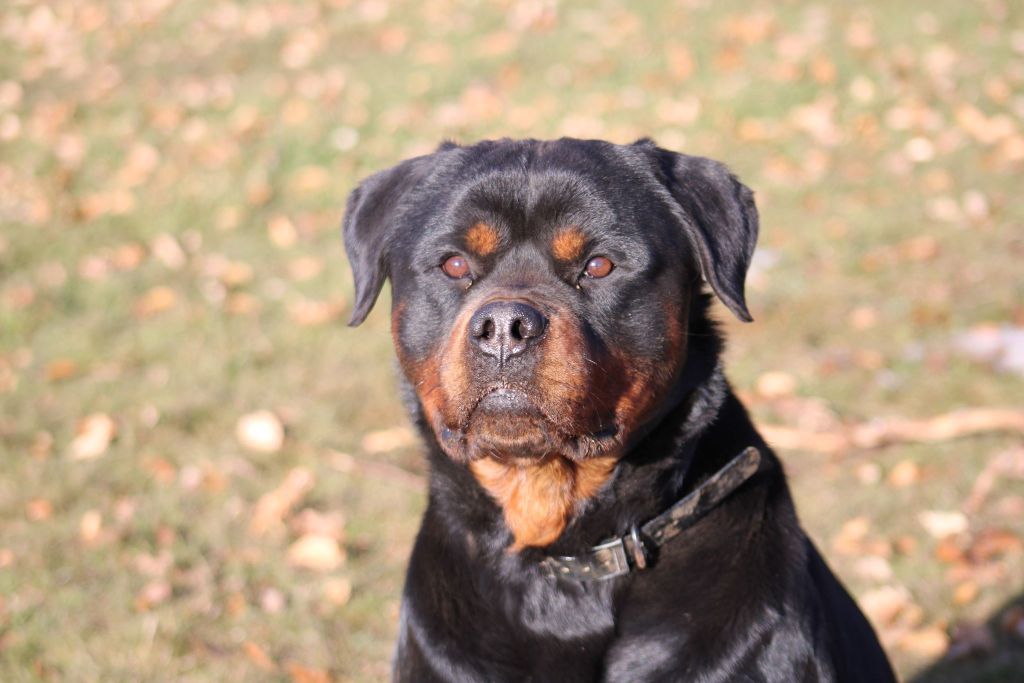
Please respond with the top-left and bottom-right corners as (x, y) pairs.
(909, 593), (1024, 683)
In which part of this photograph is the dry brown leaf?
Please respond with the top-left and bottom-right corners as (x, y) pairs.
(135, 579), (171, 611)
(853, 556), (893, 582)
(134, 286), (178, 318)
(268, 215), (298, 248)
(934, 537), (965, 565)
(79, 510), (103, 544)
(70, 413), (117, 460)
(899, 623), (949, 658)
(855, 462), (882, 485)
(244, 641), (276, 671)
(323, 577), (352, 607)
(221, 292), (258, 318)
(755, 371), (797, 398)
(832, 516), (871, 556)
(286, 663), (332, 683)
(918, 510), (968, 539)
(860, 585), (912, 626)
(887, 460), (920, 488)
(287, 256), (324, 281)
(46, 358), (79, 382)
(952, 581), (978, 606)
(260, 587), (285, 614)
(250, 468), (315, 536)
(290, 508), (345, 541)
(287, 534), (345, 572)
(25, 498), (53, 521)
(966, 528), (1023, 563)
(361, 426), (416, 454)
(287, 298), (345, 326)
(288, 166), (330, 196)
(236, 410), (285, 454)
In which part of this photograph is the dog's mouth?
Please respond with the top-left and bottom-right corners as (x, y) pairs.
(436, 385), (619, 462)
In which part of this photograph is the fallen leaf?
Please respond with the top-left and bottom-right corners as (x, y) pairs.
(887, 460), (920, 488)
(268, 215), (298, 248)
(287, 256), (324, 281)
(832, 516), (871, 556)
(323, 577), (352, 607)
(244, 641), (276, 671)
(755, 371), (797, 398)
(899, 623), (949, 658)
(291, 508), (346, 541)
(361, 426), (416, 454)
(70, 413), (117, 460)
(134, 286), (178, 317)
(860, 585), (912, 626)
(934, 537), (965, 564)
(855, 462), (882, 485)
(853, 556), (893, 582)
(46, 358), (79, 382)
(952, 581), (978, 606)
(286, 662), (332, 683)
(918, 510), (968, 539)
(250, 468), (315, 536)
(966, 527), (1023, 563)
(25, 498), (53, 521)
(79, 510), (103, 544)
(236, 410), (285, 454)
(287, 533), (345, 572)
(260, 587), (286, 614)
(135, 579), (172, 611)
(287, 298), (345, 326)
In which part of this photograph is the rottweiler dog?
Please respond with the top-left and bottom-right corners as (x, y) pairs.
(344, 138), (895, 682)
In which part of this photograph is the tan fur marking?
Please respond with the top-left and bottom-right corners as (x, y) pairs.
(470, 455), (617, 549)
(551, 227), (587, 262)
(465, 222), (499, 257)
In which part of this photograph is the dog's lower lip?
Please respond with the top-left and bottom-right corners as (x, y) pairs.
(474, 387), (533, 413)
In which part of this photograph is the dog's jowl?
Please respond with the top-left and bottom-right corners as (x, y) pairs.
(344, 138), (896, 682)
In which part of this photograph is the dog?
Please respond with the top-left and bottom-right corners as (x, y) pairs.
(343, 138), (896, 682)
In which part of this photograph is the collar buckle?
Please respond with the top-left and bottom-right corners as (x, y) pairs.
(624, 525), (650, 570)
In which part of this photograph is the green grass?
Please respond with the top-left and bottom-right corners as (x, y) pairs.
(2, 0), (1023, 680)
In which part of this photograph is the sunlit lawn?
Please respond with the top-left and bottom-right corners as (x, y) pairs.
(1, 0), (1023, 680)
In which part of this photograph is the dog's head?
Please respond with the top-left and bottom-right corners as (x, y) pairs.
(344, 138), (758, 546)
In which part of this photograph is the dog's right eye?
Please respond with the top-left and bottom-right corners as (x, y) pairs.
(441, 255), (471, 279)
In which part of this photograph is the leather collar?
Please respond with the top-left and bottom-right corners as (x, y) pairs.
(540, 447), (763, 581)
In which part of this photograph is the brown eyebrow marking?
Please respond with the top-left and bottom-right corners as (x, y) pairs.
(551, 227), (587, 262)
(465, 222), (500, 257)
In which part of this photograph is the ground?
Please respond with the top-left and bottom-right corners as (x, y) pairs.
(1, 0), (1023, 681)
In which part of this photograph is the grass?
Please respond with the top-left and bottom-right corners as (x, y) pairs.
(1, 0), (1023, 680)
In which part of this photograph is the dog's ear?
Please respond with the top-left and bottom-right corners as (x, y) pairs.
(649, 145), (759, 322)
(342, 153), (441, 326)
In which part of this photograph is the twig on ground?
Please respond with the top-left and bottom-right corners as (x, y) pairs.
(760, 408), (1024, 455)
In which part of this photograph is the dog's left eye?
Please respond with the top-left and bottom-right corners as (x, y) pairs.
(441, 255), (471, 279)
(583, 256), (614, 279)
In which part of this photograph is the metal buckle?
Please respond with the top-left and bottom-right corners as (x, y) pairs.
(588, 537), (630, 580)
(624, 526), (650, 570)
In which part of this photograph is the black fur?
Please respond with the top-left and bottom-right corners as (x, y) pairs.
(344, 138), (895, 682)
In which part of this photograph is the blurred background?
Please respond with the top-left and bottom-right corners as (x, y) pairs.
(1, 0), (1023, 680)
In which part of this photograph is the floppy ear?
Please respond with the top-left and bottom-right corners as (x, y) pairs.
(652, 147), (759, 322)
(342, 153), (440, 326)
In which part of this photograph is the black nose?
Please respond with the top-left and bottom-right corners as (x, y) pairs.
(468, 300), (547, 362)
